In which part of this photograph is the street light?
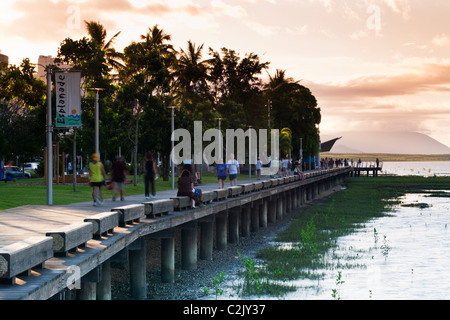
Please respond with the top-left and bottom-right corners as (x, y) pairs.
(248, 125), (253, 179)
(89, 88), (104, 156)
(46, 66), (53, 205)
(168, 106), (176, 190)
(216, 117), (223, 161)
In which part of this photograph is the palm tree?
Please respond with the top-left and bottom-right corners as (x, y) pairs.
(265, 69), (299, 91)
(118, 25), (176, 184)
(84, 21), (124, 72)
(264, 69), (300, 129)
(280, 127), (293, 158)
(121, 25), (175, 89)
(172, 40), (211, 109)
(140, 25), (174, 53)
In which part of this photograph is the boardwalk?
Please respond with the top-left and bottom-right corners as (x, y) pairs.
(0, 176), (268, 248)
(0, 168), (351, 300)
(351, 161), (383, 177)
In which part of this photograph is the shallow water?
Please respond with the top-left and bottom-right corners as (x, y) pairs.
(216, 192), (450, 300)
(217, 162), (450, 300)
(382, 161), (450, 177)
(283, 192), (450, 300)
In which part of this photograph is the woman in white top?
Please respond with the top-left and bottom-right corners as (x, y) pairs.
(226, 153), (240, 186)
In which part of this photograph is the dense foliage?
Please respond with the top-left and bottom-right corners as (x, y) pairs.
(0, 22), (321, 178)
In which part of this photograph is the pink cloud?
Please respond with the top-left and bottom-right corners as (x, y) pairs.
(1, 0), (202, 43)
(311, 63), (450, 99)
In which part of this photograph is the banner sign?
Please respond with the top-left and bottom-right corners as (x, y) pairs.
(55, 71), (82, 127)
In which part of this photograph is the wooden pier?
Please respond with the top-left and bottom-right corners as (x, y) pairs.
(351, 161), (383, 177)
(0, 167), (351, 300)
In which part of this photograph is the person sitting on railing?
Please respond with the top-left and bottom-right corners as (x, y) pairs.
(293, 160), (305, 180)
(177, 169), (202, 209)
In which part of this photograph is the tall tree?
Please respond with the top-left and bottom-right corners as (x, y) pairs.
(119, 25), (175, 181)
(55, 22), (122, 165)
(0, 59), (46, 162)
(207, 47), (269, 128)
(84, 21), (124, 72)
(172, 41), (211, 110)
(265, 69), (321, 158)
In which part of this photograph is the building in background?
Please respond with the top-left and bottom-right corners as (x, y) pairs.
(0, 51), (9, 66)
(36, 55), (54, 83)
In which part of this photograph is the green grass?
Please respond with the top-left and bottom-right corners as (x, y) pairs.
(0, 173), (223, 210)
(243, 175), (450, 297)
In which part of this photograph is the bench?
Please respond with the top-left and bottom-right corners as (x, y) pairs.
(0, 236), (53, 284)
(240, 183), (255, 194)
(143, 199), (174, 218)
(46, 222), (93, 256)
(253, 181), (263, 191)
(84, 211), (119, 239)
(112, 204), (145, 227)
(228, 186), (242, 197)
(214, 189), (228, 201)
(262, 180), (272, 189)
(171, 196), (192, 211)
(270, 179), (278, 187)
(201, 190), (215, 204)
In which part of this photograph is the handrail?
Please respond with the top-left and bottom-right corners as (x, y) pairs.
(352, 161), (383, 169)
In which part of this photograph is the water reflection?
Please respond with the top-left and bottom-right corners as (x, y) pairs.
(215, 162), (450, 300)
(284, 192), (450, 300)
(218, 192), (450, 300)
(382, 161), (450, 177)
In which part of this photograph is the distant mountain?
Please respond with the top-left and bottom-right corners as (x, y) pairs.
(321, 131), (450, 154)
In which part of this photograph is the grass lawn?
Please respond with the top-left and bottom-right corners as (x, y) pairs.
(0, 173), (223, 211)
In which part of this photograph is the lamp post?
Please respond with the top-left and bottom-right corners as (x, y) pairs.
(89, 88), (104, 156)
(299, 138), (303, 171)
(216, 117), (223, 161)
(169, 106), (176, 190)
(46, 66), (53, 205)
(248, 125), (252, 179)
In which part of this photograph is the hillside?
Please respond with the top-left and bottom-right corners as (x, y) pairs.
(321, 131), (450, 155)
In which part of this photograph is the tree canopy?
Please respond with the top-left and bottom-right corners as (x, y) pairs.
(1, 22), (322, 177)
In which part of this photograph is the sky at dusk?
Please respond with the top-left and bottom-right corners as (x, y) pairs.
(1, 0), (450, 147)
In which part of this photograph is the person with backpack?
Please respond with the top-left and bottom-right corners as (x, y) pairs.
(215, 158), (227, 189)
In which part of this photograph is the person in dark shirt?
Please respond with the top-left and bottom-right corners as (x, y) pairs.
(177, 169), (202, 208)
(111, 155), (127, 201)
(145, 152), (157, 199)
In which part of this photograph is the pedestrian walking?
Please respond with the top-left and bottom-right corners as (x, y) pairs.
(111, 155), (127, 201)
(216, 158), (227, 188)
(256, 157), (262, 179)
(89, 153), (106, 206)
(145, 152), (157, 199)
(227, 153), (240, 186)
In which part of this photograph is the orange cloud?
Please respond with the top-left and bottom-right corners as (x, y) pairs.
(0, 0), (203, 43)
(311, 63), (450, 99)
